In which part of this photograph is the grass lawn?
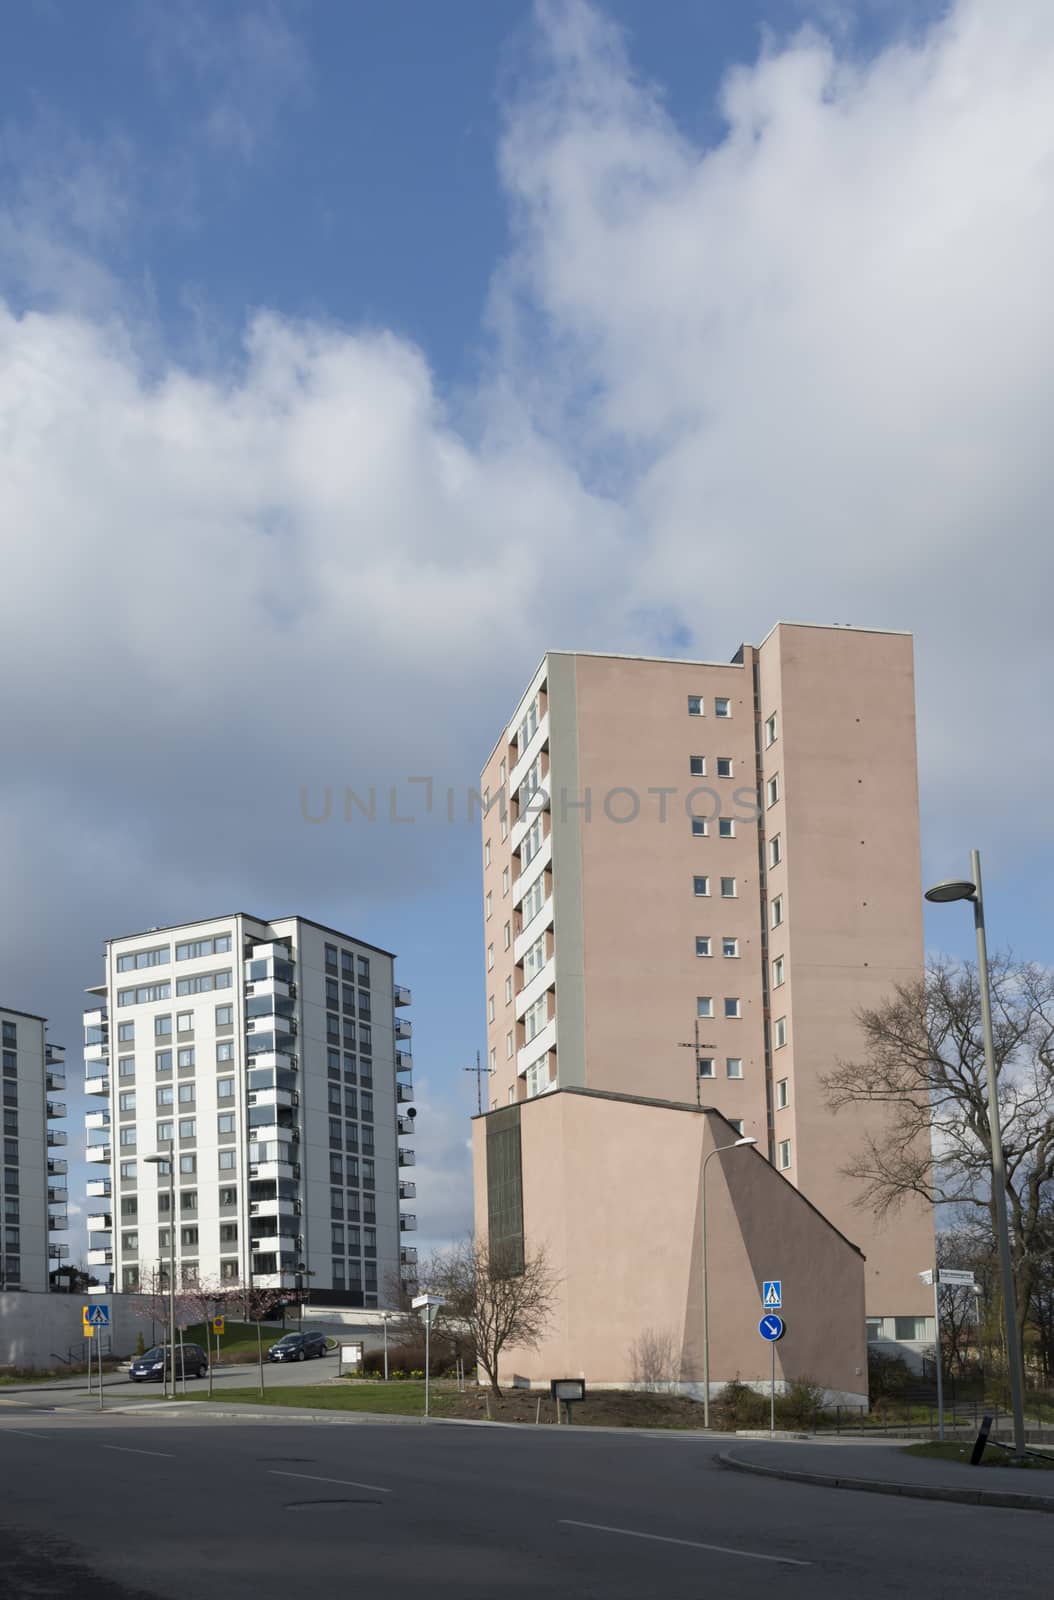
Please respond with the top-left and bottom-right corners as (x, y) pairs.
(183, 1381), (444, 1416)
(171, 1321), (290, 1365)
(905, 1441), (1054, 1471)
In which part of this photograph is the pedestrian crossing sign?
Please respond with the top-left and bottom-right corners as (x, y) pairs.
(762, 1280), (782, 1310)
(82, 1303), (110, 1327)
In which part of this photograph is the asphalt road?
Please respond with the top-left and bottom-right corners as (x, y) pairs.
(0, 1348), (340, 1409)
(0, 1411), (1048, 1599)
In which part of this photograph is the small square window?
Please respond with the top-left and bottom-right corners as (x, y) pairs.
(776, 1078), (789, 1109)
(691, 816), (708, 837)
(696, 997), (713, 1018)
(718, 818), (734, 839)
(117, 1022), (135, 1043)
(724, 997), (741, 1018)
(215, 1005), (233, 1027)
(716, 757), (733, 778)
(715, 697), (731, 718)
(687, 695), (704, 717)
(178, 1047), (195, 1069)
(726, 1057), (743, 1078)
(771, 895), (784, 928)
(766, 773), (781, 807)
(720, 877), (737, 898)
(219, 1149), (236, 1170)
(698, 1057), (715, 1078)
(774, 1017), (788, 1049)
(693, 876), (710, 897)
(176, 1011), (193, 1033)
(722, 937), (738, 958)
(690, 755), (706, 777)
(768, 835), (782, 868)
(772, 956), (785, 987)
(217, 1041), (234, 1063)
(765, 713), (778, 747)
(154, 1015), (172, 1038)
(778, 1139), (792, 1170)
(695, 936), (712, 957)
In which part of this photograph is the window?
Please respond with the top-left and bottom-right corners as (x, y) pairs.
(176, 970), (232, 996)
(698, 1058), (715, 1078)
(178, 1082), (194, 1104)
(718, 818), (735, 839)
(696, 997), (713, 1018)
(217, 1113), (236, 1136)
(522, 876), (545, 926)
(778, 1139), (792, 1170)
(119, 1091), (136, 1112)
(720, 877), (737, 898)
(728, 1120), (744, 1135)
(521, 816), (544, 868)
(894, 1316), (927, 1341)
(179, 1118), (196, 1140)
(716, 757), (733, 779)
(724, 997), (741, 1018)
(774, 1016), (788, 1049)
(776, 1078), (789, 1109)
(486, 944), (494, 972)
(179, 1154), (196, 1175)
(484, 839), (491, 867)
(505, 1032), (514, 1059)
(523, 995), (548, 1043)
(687, 695), (704, 716)
(155, 1050), (172, 1075)
(691, 816), (708, 837)
(772, 956), (785, 988)
(769, 834), (782, 868)
(118, 1056), (135, 1078)
(693, 876), (710, 897)
(485, 891), (492, 921)
(695, 936), (711, 957)
(508, 1085), (516, 1104)
(178, 1047), (195, 1069)
(157, 1085), (174, 1106)
(715, 697), (731, 718)
(217, 1078), (234, 1101)
(690, 755), (706, 777)
(117, 1021), (134, 1042)
(117, 982), (171, 1006)
(215, 1005), (233, 1027)
(505, 975), (513, 1005)
(119, 1126), (136, 1147)
(175, 934), (231, 960)
(218, 1149), (236, 1171)
(156, 1120), (174, 1143)
(120, 1160), (136, 1180)
(216, 1041), (234, 1063)
(220, 1223), (238, 1244)
(489, 1047), (496, 1073)
(502, 866), (510, 897)
(155, 1015), (172, 1038)
(180, 1226), (199, 1247)
(771, 895), (784, 928)
(503, 921), (511, 950)
(765, 712), (778, 747)
(766, 774), (781, 808)
(175, 1012), (192, 1034)
(721, 938), (738, 958)
(487, 995), (495, 1024)
(219, 1186), (237, 1208)
(866, 1318), (883, 1344)
(726, 1057), (743, 1078)
(525, 1056), (549, 1098)
(120, 1198), (137, 1219)
(116, 945), (170, 972)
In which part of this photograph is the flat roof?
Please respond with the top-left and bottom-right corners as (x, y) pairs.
(0, 1004), (47, 1023)
(104, 913), (395, 960)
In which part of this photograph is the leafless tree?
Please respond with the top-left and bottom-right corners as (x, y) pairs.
(628, 1327), (676, 1390)
(423, 1238), (558, 1397)
(823, 957), (1054, 1373)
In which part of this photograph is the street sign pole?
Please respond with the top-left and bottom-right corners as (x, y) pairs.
(771, 1340), (776, 1437)
(933, 1270), (944, 1442)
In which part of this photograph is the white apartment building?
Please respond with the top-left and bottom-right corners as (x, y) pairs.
(2, 1005), (69, 1293)
(83, 914), (417, 1307)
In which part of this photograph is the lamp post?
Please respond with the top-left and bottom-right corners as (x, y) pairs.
(925, 849), (1027, 1459)
(144, 1155), (176, 1402)
(382, 1312), (392, 1382)
(701, 1135), (757, 1429)
(295, 1262), (316, 1330)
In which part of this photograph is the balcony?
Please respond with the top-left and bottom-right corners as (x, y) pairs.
(48, 1186), (69, 1204)
(397, 1115), (416, 1136)
(48, 1243), (70, 1260)
(86, 1248), (113, 1268)
(87, 1213), (112, 1232)
(400, 1246), (418, 1266)
(246, 1082), (295, 1112)
(511, 831), (552, 911)
(396, 1081), (414, 1103)
(511, 767), (552, 854)
(48, 1157), (68, 1176)
(400, 1214), (417, 1232)
(83, 1041), (110, 1065)
(85, 1109), (111, 1132)
(249, 1195), (297, 1219)
(395, 1050), (413, 1074)
(398, 1148), (415, 1168)
(47, 1129), (68, 1147)
(252, 1272), (297, 1291)
(517, 1016), (557, 1076)
(515, 956), (556, 1024)
(399, 1181), (416, 1200)
(46, 1069), (66, 1092)
(394, 984), (412, 1008)
(395, 1017), (412, 1040)
(47, 1100), (67, 1119)
(48, 1212), (68, 1231)
(83, 1006), (107, 1028)
(86, 1178), (111, 1199)
(86, 1144), (112, 1163)
(85, 1073), (110, 1097)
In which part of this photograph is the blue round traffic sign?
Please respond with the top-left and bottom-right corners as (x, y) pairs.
(758, 1314), (785, 1342)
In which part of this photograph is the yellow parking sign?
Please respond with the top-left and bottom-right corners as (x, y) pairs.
(212, 1316), (225, 1336)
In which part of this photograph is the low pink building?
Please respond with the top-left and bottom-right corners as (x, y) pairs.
(472, 1087), (868, 1405)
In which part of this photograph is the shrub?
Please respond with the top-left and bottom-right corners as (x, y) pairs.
(869, 1348), (912, 1401)
(712, 1379), (769, 1431)
(775, 1377), (826, 1428)
(134, 1331), (146, 1357)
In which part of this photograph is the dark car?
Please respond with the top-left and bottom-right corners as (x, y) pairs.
(267, 1330), (328, 1363)
(129, 1342), (209, 1382)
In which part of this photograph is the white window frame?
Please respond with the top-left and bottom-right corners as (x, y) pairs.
(765, 712), (778, 748)
(696, 997), (714, 1019)
(506, 1032), (514, 1059)
(771, 895), (784, 928)
(720, 877), (737, 898)
(698, 1057), (715, 1079)
(726, 1058), (743, 1079)
(715, 697), (731, 718)
(769, 834), (782, 868)
(778, 1139), (792, 1170)
(716, 757), (733, 778)
(691, 816), (708, 837)
(687, 695), (704, 717)
(484, 839), (491, 867)
(523, 995), (548, 1043)
(487, 996), (495, 1024)
(718, 818), (735, 839)
(766, 773), (781, 808)
(485, 891), (492, 921)
(486, 944), (494, 972)
(502, 866), (510, 898)
(693, 876), (710, 897)
(695, 936), (712, 958)
(690, 755), (706, 777)
(722, 937), (739, 958)
(776, 1077), (789, 1109)
(774, 1016), (788, 1049)
(724, 997), (741, 1018)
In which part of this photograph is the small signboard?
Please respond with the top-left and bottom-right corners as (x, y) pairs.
(83, 1303), (110, 1328)
(550, 1379), (586, 1403)
(938, 1269), (977, 1288)
(212, 1316), (225, 1336)
(339, 1342), (364, 1374)
(762, 1280), (782, 1310)
(758, 1315), (785, 1342)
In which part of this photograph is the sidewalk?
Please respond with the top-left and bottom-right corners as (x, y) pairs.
(720, 1438), (1054, 1513)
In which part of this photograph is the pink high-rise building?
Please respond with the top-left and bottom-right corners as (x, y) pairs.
(478, 623), (934, 1351)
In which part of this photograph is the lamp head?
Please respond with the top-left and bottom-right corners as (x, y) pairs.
(734, 1136), (758, 1148)
(924, 879), (977, 904)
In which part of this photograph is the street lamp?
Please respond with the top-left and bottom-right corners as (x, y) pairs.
(701, 1135), (757, 1429)
(295, 1262), (316, 1330)
(925, 849), (1026, 1459)
(144, 1155), (177, 1401)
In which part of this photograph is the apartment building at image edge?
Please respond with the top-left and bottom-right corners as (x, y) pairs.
(476, 622), (936, 1393)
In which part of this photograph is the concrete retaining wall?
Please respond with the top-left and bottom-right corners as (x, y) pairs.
(0, 1291), (142, 1370)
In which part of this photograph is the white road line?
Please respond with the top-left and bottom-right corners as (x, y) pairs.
(0, 1428), (50, 1439)
(102, 1445), (175, 1458)
(559, 1520), (811, 1566)
(269, 1469), (392, 1494)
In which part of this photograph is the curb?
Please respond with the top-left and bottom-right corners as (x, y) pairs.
(718, 1447), (1054, 1514)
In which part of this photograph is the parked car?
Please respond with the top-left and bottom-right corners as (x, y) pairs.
(129, 1343), (209, 1382)
(267, 1330), (328, 1363)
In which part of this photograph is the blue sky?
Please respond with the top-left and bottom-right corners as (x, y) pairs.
(2, 0), (1051, 1264)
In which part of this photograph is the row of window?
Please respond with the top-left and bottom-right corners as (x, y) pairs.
(330, 1190), (377, 1221)
(326, 1050), (373, 1086)
(690, 756), (735, 778)
(325, 1014), (373, 1051)
(121, 1222), (239, 1253)
(687, 696), (732, 718)
(691, 816), (737, 838)
(119, 1152), (236, 1179)
(323, 979), (371, 1016)
(693, 876), (738, 898)
(698, 1057), (744, 1079)
(696, 937), (740, 958)
(115, 1005), (234, 1044)
(117, 970), (232, 1007)
(697, 997), (743, 1019)
(324, 945), (371, 984)
(117, 935), (235, 973)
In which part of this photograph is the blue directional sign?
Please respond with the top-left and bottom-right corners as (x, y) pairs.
(85, 1303), (110, 1328)
(762, 1280), (782, 1310)
(759, 1314), (785, 1342)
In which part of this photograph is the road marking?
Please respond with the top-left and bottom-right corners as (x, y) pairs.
(102, 1445), (176, 1458)
(0, 1428), (50, 1439)
(270, 1470), (392, 1494)
(558, 1520), (811, 1566)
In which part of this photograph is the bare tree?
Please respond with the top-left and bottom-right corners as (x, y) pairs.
(823, 957), (1054, 1372)
(628, 1327), (676, 1390)
(424, 1238), (557, 1397)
